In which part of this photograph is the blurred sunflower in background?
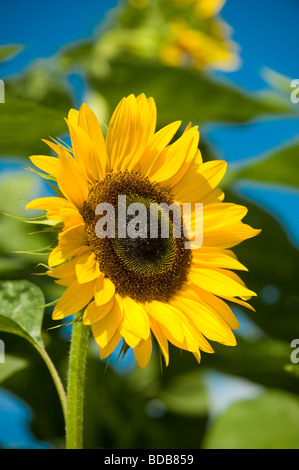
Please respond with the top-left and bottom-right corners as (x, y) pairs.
(173, 0), (225, 18)
(26, 94), (260, 368)
(159, 18), (238, 71)
(159, 0), (239, 71)
(93, 0), (240, 73)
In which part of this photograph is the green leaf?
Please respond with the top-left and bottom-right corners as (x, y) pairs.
(232, 140), (299, 188)
(0, 354), (29, 384)
(203, 389), (299, 449)
(0, 95), (68, 156)
(5, 63), (73, 112)
(0, 44), (23, 63)
(0, 280), (67, 417)
(89, 56), (294, 124)
(0, 280), (45, 347)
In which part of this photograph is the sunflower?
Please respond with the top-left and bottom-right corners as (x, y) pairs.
(159, 19), (238, 72)
(174, 0), (226, 18)
(26, 94), (260, 368)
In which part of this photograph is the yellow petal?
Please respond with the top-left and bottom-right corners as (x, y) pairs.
(66, 117), (104, 183)
(118, 297), (142, 347)
(119, 326), (141, 349)
(141, 121), (182, 175)
(26, 196), (67, 211)
(145, 301), (185, 343)
(78, 103), (108, 176)
(48, 250), (89, 279)
(189, 266), (256, 298)
(203, 223), (261, 248)
(172, 160), (227, 203)
(220, 295), (256, 312)
(203, 203), (248, 228)
(193, 351), (201, 363)
(29, 155), (60, 178)
(83, 297), (115, 325)
(106, 94), (156, 172)
(192, 248), (248, 271)
(121, 297), (150, 340)
(196, 0), (225, 18)
(134, 335), (153, 369)
(57, 146), (89, 209)
(75, 251), (101, 284)
(94, 277), (115, 306)
(174, 296), (236, 346)
(26, 196), (83, 227)
(188, 283), (240, 329)
(201, 187), (224, 205)
(68, 108), (79, 126)
(48, 224), (87, 267)
(149, 127), (199, 185)
(55, 274), (77, 287)
(98, 329), (122, 360)
(91, 297), (123, 348)
(167, 300), (215, 353)
(199, 160), (227, 189)
(42, 139), (73, 160)
(149, 317), (169, 366)
(52, 279), (96, 320)
(136, 93), (157, 138)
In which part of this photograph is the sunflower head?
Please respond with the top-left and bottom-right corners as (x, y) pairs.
(26, 93), (260, 368)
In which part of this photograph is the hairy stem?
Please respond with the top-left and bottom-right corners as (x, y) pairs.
(65, 316), (90, 449)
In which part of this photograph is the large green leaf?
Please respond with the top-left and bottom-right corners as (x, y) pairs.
(0, 280), (45, 347)
(232, 140), (299, 188)
(89, 56), (294, 125)
(0, 95), (68, 156)
(0, 279), (66, 419)
(203, 389), (299, 449)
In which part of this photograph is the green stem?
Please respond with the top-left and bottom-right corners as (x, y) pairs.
(36, 344), (67, 421)
(65, 316), (90, 449)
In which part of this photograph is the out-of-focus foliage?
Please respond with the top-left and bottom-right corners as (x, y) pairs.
(86, 0), (240, 72)
(0, 45), (23, 64)
(0, 96), (68, 156)
(203, 390), (299, 449)
(0, 355), (29, 384)
(0, 0), (299, 450)
(232, 141), (299, 188)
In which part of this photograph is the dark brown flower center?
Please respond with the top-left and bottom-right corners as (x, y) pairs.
(81, 171), (192, 303)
